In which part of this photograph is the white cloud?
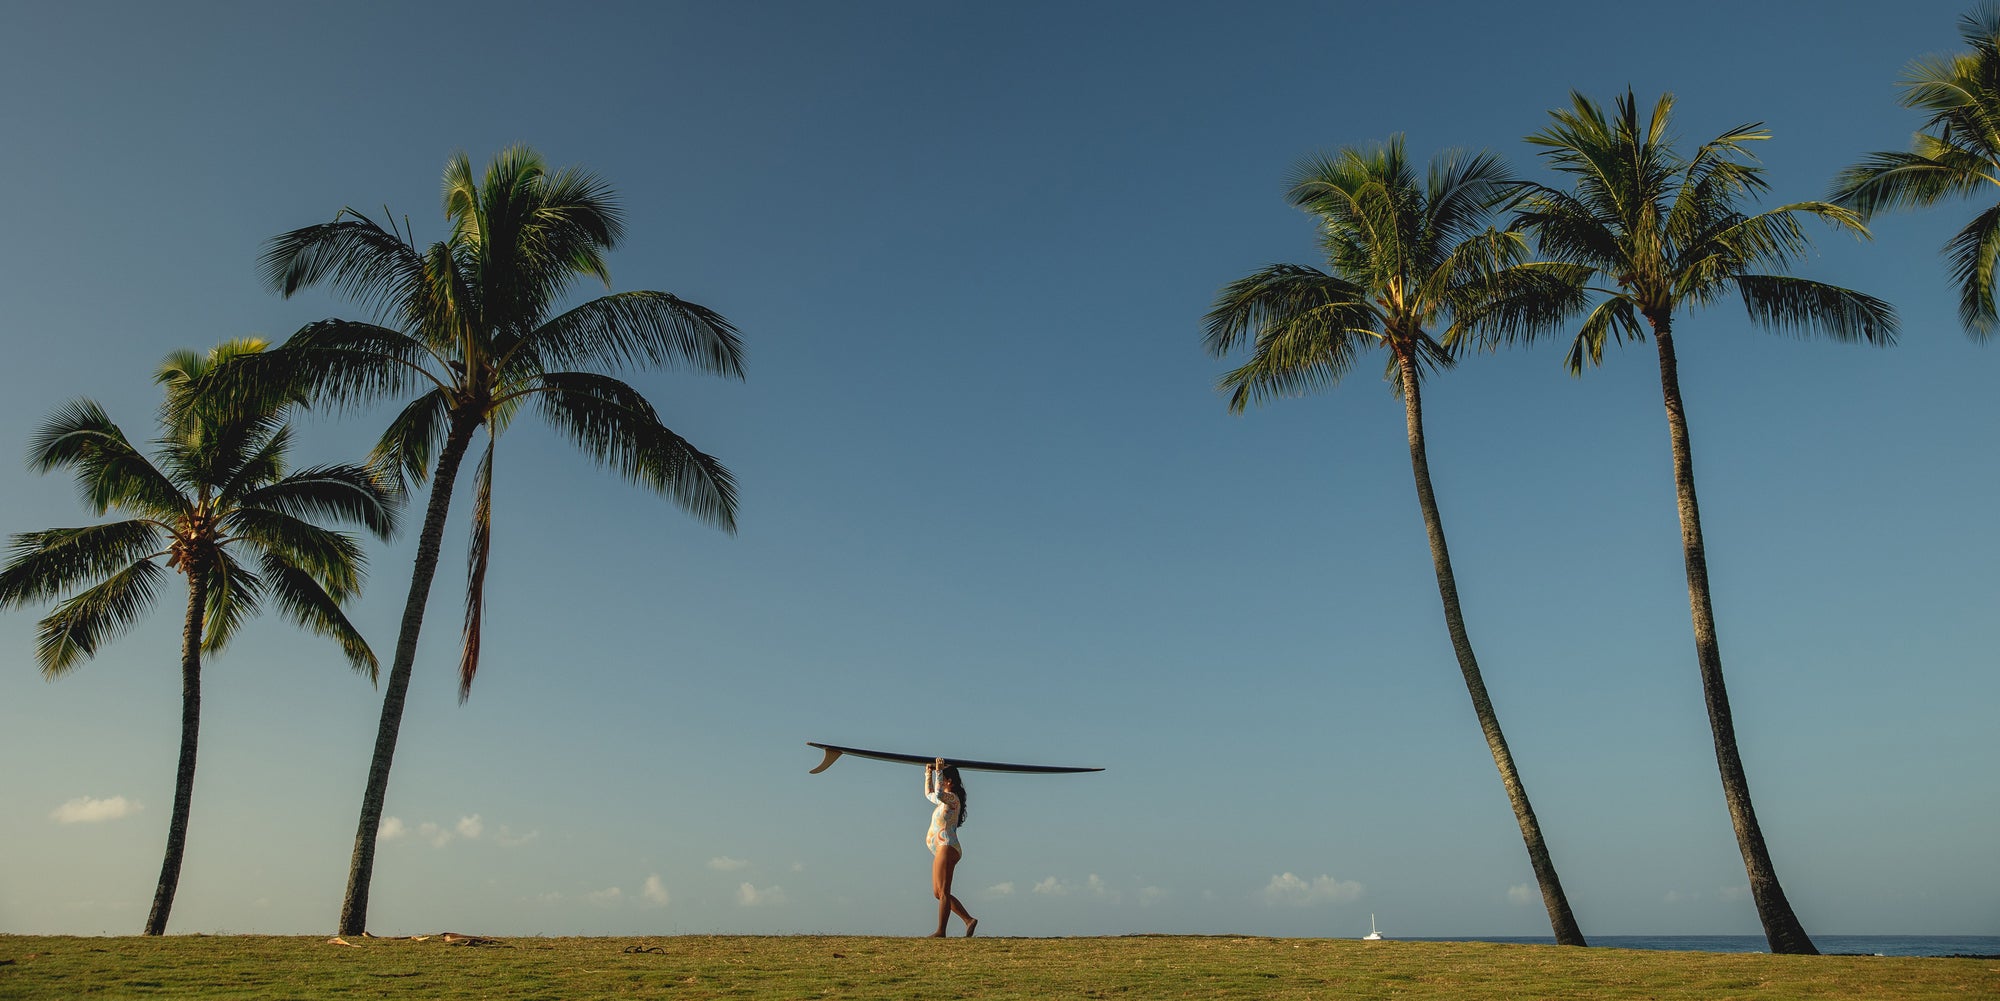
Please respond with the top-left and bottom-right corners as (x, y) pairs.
(496, 826), (539, 847)
(1031, 875), (1119, 902)
(456, 815), (484, 839)
(737, 883), (787, 907)
(378, 816), (407, 841)
(707, 856), (750, 871)
(50, 796), (141, 824)
(791, 861), (806, 873)
(1719, 885), (1749, 902)
(586, 887), (623, 905)
(1138, 886), (1170, 906)
(418, 822), (453, 848)
(1507, 884), (1536, 905)
(1262, 872), (1364, 907)
(985, 882), (1015, 897)
(1665, 889), (1694, 904)
(642, 874), (670, 907)
(531, 891), (563, 905)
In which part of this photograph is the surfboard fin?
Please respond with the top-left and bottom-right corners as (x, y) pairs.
(809, 746), (844, 774)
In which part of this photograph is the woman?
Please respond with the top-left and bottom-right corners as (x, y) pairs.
(924, 758), (977, 937)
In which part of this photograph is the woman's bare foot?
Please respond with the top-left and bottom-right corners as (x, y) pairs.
(928, 930), (946, 938)
(964, 918), (978, 937)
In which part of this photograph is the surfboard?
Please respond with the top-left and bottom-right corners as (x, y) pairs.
(807, 741), (1103, 775)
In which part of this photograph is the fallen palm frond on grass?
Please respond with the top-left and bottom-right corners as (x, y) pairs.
(2, 934), (1994, 1000)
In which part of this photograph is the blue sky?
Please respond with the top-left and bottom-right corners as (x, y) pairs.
(0, 0), (1993, 939)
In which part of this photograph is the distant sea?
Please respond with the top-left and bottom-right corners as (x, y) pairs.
(1408, 932), (2000, 956)
(1413, 935), (2000, 957)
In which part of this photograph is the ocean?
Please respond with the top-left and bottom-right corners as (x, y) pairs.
(1412, 935), (2000, 957)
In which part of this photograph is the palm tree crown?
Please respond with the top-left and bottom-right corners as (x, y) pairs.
(1833, 2), (2000, 338)
(1205, 137), (1589, 947)
(1, 340), (395, 677)
(1511, 91), (1896, 367)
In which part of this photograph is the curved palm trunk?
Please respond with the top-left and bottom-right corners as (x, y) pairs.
(1648, 319), (1816, 955)
(1395, 350), (1587, 947)
(337, 414), (480, 936)
(144, 567), (209, 935)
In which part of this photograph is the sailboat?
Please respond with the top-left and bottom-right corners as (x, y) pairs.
(1361, 913), (1382, 941)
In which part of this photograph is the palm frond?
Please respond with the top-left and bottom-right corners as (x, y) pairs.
(34, 559), (168, 677)
(256, 551), (376, 679)
(1944, 201), (2000, 337)
(1564, 296), (1646, 373)
(1733, 274), (1899, 345)
(200, 553), (262, 655)
(506, 291), (745, 379)
(0, 522), (169, 607)
(223, 508), (368, 600)
(371, 387), (456, 488)
(28, 400), (187, 518)
(234, 464), (399, 539)
(262, 210), (435, 326)
(529, 372), (738, 531)
(458, 441), (494, 701)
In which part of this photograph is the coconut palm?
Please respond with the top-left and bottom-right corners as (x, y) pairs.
(1205, 137), (1589, 946)
(212, 146), (742, 935)
(1506, 91), (1898, 955)
(1833, 2), (2000, 339)
(0, 339), (395, 935)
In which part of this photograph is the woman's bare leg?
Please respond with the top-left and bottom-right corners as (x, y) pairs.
(932, 846), (974, 936)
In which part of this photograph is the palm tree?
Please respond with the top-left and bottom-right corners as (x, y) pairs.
(1833, 2), (2000, 339)
(0, 339), (395, 935)
(1507, 91), (1898, 955)
(214, 146), (743, 935)
(1205, 138), (1589, 946)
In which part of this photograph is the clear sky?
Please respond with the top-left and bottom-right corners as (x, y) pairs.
(0, 0), (1993, 939)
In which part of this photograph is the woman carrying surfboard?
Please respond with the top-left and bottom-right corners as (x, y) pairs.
(924, 758), (976, 937)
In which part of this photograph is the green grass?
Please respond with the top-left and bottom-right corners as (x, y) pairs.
(2, 934), (1994, 1000)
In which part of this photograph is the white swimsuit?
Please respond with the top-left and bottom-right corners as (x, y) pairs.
(925, 770), (962, 855)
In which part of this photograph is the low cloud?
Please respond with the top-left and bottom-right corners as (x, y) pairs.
(985, 882), (1015, 897)
(586, 887), (623, 905)
(707, 856), (750, 872)
(1032, 875), (1119, 902)
(378, 816), (407, 841)
(1507, 884), (1535, 905)
(531, 891), (563, 905)
(51, 796), (141, 824)
(1719, 885), (1749, 902)
(456, 815), (484, 839)
(642, 874), (670, 907)
(418, 822), (453, 848)
(496, 826), (540, 847)
(1665, 889), (1694, 904)
(737, 883), (786, 907)
(1262, 872), (1363, 907)
(1138, 886), (1170, 907)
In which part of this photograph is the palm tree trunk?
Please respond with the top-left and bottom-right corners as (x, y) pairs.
(144, 568), (208, 935)
(1395, 350), (1587, 947)
(337, 414), (480, 936)
(1648, 319), (1817, 955)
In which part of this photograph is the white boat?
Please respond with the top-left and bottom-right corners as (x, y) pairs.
(1361, 913), (1382, 941)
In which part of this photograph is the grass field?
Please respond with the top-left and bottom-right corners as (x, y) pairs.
(3, 934), (1995, 1000)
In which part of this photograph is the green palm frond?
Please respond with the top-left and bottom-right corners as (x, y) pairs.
(200, 553), (262, 655)
(1563, 296), (1645, 373)
(223, 508), (368, 600)
(506, 291), (746, 379)
(28, 401), (186, 518)
(1733, 275), (1899, 344)
(531, 371), (738, 532)
(35, 560), (169, 677)
(233, 464), (398, 539)
(371, 387), (455, 487)
(458, 441), (494, 701)
(1944, 201), (2000, 337)
(257, 550), (376, 678)
(263, 210), (435, 324)
(0, 522), (168, 608)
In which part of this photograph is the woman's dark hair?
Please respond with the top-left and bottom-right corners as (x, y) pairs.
(940, 765), (968, 826)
